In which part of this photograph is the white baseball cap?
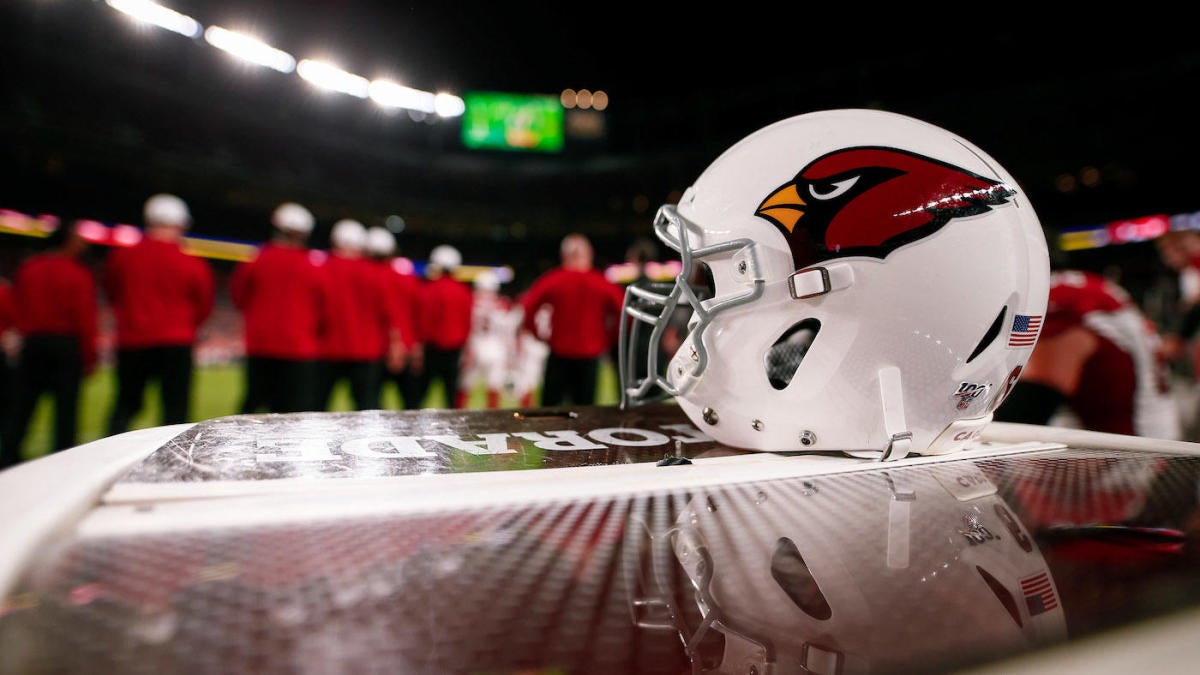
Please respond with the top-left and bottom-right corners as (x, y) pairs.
(429, 244), (462, 271)
(366, 226), (396, 257)
(143, 193), (190, 228)
(272, 202), (314, 234)
(331, 219), (367, 252)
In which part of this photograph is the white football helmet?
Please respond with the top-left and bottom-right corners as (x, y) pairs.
(629, 466), (1067, 674)
(618, 109), (1050, 459)
(474, 268), (500, 292)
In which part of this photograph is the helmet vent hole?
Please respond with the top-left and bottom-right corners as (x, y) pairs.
(771, 537), (832, 620)
(967, 307), (1007, 364)
(976, 565), (1023, 627)
(766, 319), (820, 390)
(692, 261), (716, 303)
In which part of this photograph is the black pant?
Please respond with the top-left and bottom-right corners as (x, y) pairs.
(240, 357), (319, 414)
(384, 366), (427, 410)
(1, 334), (83, 467)
(410, 346), (463, 409)
(541, 354), (599, 406)
(318, 359), (383, 411)
(0, 350), (10, 466)
(107, 345), (195, 435)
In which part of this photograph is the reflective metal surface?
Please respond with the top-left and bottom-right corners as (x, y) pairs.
(1, 405), (1198, 674)
(117, 405), (734, 482)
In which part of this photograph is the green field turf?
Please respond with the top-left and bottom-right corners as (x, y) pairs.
(12, 360), (621, 463)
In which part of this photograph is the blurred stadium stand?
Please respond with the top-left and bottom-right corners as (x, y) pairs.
(2, 2), (1199, 300)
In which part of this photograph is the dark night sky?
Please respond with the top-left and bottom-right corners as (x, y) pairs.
(2, 1), (1198, 281)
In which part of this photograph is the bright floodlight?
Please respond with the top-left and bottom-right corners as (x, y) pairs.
(297, 60), (369, 98)
(204, 26), (296, 73)
(434, 93), (465, 118)
(368, 80), (436, 113)
(106, 0), (201, 38)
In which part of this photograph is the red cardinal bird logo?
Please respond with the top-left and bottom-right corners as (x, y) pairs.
(755, 147), (1017, 267)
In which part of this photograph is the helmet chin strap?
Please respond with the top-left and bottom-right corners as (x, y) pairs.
(845, 366), (912, 461)
(791, 262), (919, 461)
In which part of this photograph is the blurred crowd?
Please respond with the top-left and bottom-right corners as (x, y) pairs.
(7, 192), (1200, 470)
(0, 195), (634, 469)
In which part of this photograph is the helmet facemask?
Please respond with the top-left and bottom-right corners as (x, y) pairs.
(618, 203), (764, 407)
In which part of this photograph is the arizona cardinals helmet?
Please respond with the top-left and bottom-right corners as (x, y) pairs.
(618, 109), (1050, 458)
(629, 465), (1067, 674)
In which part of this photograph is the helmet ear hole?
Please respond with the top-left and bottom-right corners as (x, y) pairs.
(691, 261), (716, 302)
(976, 565), (1023, 627)
(681, 262), (717, 336)
(770, 537), (832, 620)
(766, 319), (821, 390)
(967, 307), (1008, 364)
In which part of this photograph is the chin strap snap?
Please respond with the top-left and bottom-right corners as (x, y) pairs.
(878, 365), (912, 461)
(881, 431), (913, 462)
(878, 366), (911, 461)
(845, 366), (912, 461)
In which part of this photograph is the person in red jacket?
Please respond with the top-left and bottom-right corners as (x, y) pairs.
(316, 219), (393, 411)
(0, 276), (12, 352)
(0, 275), (15, 457)
(993, 269), (1182, 440)
(365, 226), (423, 409)
(410, 244), (474, 408)
(1, 219), (99, 466)
(230, 201), (327, 414)
(519, 232), (624, 406)
(103, 194), (215, 434)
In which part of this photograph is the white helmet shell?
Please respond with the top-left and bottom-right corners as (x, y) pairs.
(331, 219), (367, 252)
(272, 202), (314, 235)
(143, 193), (190, 228)
(618, 109), (1050, 458)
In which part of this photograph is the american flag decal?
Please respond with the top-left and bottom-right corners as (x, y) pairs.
(1008, 313), (1042, 347)
(1021, 570), (1058, 615)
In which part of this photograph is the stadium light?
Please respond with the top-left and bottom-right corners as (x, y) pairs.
(204, 26), (296, 73)
(368, 80), (436, 113)
(434, 93), (466, 118)
(297, 59), (369, 98)
(105, 0), (201, 38)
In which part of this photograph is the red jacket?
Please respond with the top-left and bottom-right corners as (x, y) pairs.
(0, 279), (13, 336)
(374, 259), (422, 349)
(419, 274), (474, 350)
(520, 267), (624, 358)
(319, 254), (391, 361)
(11, 251), (99, 371)
(230, 243), (327, 360)
(103, 238), (215, 349)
